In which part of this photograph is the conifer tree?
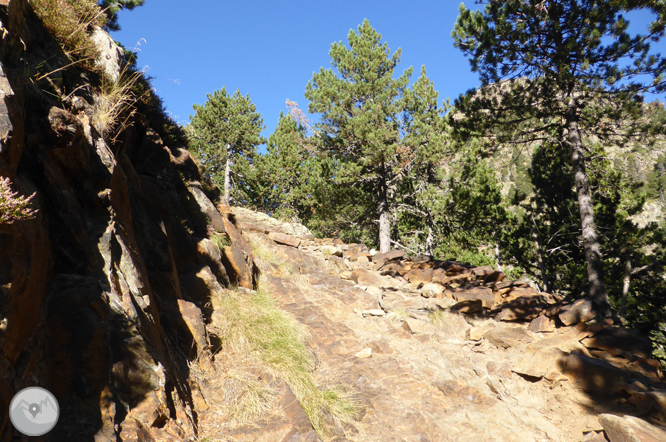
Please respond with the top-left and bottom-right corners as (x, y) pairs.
(305, 20), (415, 253)
(189, 88), (265, 205)
(99, 0), (144, 31)
(253, 112), (317, 220)
(452, 0), (666, 317)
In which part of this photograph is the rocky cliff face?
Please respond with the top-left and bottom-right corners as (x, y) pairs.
(0, 2), (254, 440)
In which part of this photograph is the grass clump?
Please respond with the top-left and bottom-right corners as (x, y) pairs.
(428, 308), (451, 328)
(206, 287), (357, 438)
(93, 67), (143, 139)
(31, 0), (106, 72)
(190, 354), (282, 438)
(210, 233), (231, 252)
(250, 239), (295, 276)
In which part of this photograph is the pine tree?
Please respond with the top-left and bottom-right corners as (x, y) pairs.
(99, 0), (144, 31)
(305, 20), (416, 252)
(253, 112), (317, 220)
(452, 0), (666, 317)
(189, 88), (265, 205)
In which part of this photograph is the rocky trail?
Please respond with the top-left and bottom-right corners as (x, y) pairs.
(199, 208), (666, 442)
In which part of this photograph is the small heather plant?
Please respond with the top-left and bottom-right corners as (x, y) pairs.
(0, 177), (37, 224)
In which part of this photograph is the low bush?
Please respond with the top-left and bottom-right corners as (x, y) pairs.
(0, 178), (37, 225)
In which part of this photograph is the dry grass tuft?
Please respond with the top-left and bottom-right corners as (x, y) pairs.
(190, 354), (282, 440)
(210, 233), (231, 252)
(429, 308), (456, 330)
(197, 287), (358, 439)
(31, 0), (106, 72)
(92, 67), (144, 139)
(249, 239), (295, 276)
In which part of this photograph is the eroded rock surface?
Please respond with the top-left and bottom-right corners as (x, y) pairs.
(0, 5), (252, 440)
(230, 208), (666, 442)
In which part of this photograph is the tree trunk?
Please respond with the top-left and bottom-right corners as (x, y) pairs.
(378, 172), (391, 253)
(620, 258), (631, 320)
(494, 244), (503, 272)
(224, 144), (231, 205)
(424, 216), (435, 256)
(567, 114), (611, 317)
(378, 202), (391, 253)
(531, 214), (550, 292)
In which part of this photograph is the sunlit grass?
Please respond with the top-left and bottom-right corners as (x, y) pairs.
(201, 286), (358, 438)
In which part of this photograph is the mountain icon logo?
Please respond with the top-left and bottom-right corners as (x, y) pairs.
(9, 387), (59, 436)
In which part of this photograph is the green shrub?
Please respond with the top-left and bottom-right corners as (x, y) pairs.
(210, 233), (231, 252)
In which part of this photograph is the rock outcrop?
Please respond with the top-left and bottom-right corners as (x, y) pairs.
(0, 3), (254, 440)
(224, 207), (666, 442)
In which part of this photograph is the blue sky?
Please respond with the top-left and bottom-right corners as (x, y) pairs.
(114, 1), (663, 141)
(114, 1), (484, 138)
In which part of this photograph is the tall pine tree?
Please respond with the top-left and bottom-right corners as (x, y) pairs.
(188, 88), (265, 205)
(452, 0), (666, 316)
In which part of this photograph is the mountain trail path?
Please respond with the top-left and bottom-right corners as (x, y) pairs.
(204, 208), (666, 442)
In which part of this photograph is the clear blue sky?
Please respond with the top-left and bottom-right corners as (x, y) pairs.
(113, 1), (484, 138)
(114, 1), (663, 141)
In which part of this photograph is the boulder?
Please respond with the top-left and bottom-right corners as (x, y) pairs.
(559, 299), (597, 326)
(222, 243), (255, 289)
(598, 414), (666, 442)
(582, 431), (608, 442)
(559, 352), (626, 395)
(402, 318), (433, 335)
(467, 322), (497, 341)
(494, 295), (548, 321)
(269, 232), (301, 248)
(528, 315), (556, 333)
(513, 347), (565, 379)
(405, 267), (433, 286)
(421, 282), (444, 298)
(451, 300), (484, 314)
(484, 271), (507, 284)
(176, 299), (207, 355)
(581, 326), (653, 359)
(187, 185), (225, 233)
(445, 263), (468, 276)
(181, 266), (227, 303)
(197, 237), (231, 287)
(372, 249), (406, 263)
(91, 27), (123, 81)
(453, 287), (495, 309)
(471, 266), (495, 279)
(484, 326), (534, 349)
(351, 269), (397, 289)
(320, 245), (342, 257)
(432, 273), (473, 287)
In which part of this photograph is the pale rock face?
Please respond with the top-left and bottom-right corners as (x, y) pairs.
(91, 27), (124, 81)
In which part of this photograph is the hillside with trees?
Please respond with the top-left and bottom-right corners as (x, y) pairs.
(188, 5), (666, 366)
(2, 0), (666, 441)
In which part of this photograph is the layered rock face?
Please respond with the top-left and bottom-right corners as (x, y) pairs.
(0, 2), (254, 440)
(229, 208), (666, 442)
